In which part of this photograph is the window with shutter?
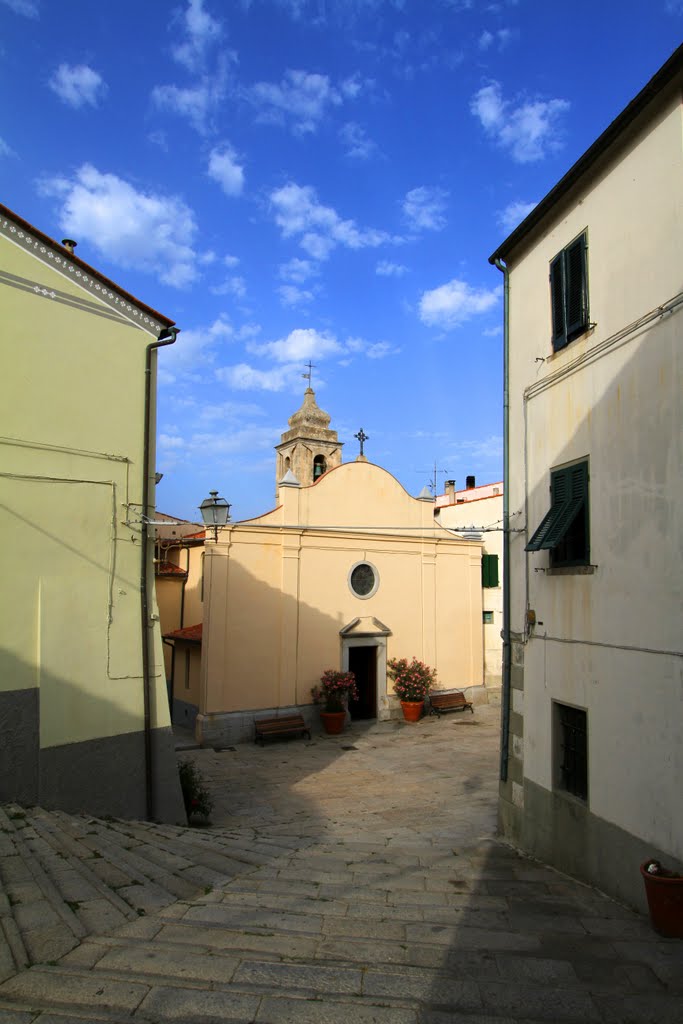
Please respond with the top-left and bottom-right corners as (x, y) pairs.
(526, 459), (589, 566)
(549, 231), (589, 352)
(482, 553), (499, 588)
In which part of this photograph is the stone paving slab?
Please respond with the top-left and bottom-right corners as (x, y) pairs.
(0, 705), (680, 1024)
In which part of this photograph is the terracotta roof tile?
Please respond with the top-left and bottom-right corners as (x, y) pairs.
(155, 560), (188, 577)
(163, 623), (202, 643)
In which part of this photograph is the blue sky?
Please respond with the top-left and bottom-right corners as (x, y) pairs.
(2, 0), (680, 521)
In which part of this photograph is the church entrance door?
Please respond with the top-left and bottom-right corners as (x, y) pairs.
(348, 645), (377, 720)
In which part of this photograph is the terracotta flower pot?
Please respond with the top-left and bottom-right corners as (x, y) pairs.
(400, 700), (424, 723)
(320, 711), (346, 735)
(640, 860), (683, 937)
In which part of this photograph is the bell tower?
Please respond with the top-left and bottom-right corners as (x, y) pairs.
(275, 387), (343, 496)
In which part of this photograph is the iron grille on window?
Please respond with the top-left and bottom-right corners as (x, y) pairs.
(557, 704), (588, 801)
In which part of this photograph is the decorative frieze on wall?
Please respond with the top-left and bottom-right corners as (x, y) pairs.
(1, 215), (166, 336)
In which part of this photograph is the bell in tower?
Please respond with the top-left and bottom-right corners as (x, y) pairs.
(275, 379), (343, 497)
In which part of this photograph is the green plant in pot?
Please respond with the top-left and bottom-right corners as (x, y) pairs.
(312, 669), (358, 733)
(178, 759), (214, 825)
(387, 656), (437, 721)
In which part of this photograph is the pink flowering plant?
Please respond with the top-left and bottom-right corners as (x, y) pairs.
(311, 669), (358, 713)
(387, 656), (437, 703)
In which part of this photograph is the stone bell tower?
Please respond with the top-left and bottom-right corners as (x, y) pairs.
(275, 387), (343, 496)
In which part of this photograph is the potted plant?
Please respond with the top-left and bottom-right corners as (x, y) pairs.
(178, 759), (214, 826)
(640, 859), (683, 937)
(387, 656), (437, 722)
(311, 669), (358, 734)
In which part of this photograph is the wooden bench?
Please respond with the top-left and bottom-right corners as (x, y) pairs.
(254, 714), (311, 745)
(428, 691), (474, 717)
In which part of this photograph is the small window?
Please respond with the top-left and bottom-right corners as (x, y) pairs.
(483, 610), (494, 624)
(482, 553), (499, 588)
(526, 460), (589, 568)
(184, 651), (191, 690)
(550, 231), (589, 352)
(348, 561), (379, 599)
(554, 702), (588, 802)
(313, 455), (327, 480)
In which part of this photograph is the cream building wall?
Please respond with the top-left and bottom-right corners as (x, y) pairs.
(492, 52), (683, 911)
(198, 460), (484, 746)
(437, 488), (503, 693)
(0, 206), (184, 822)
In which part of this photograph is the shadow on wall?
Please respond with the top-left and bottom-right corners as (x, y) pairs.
(506, 300), (683, 906)
(0, 648), (185, 824)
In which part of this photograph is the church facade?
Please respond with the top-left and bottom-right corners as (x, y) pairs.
(195, 390), (485, 746)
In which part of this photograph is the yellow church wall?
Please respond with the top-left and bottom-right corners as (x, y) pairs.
(198, 459), (484, 745)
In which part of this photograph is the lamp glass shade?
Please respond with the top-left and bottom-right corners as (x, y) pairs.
(199, 491), (230, 528)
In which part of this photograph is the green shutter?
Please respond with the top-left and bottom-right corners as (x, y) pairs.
(482, 553), (499, 588)
(564, 235), (588, 339)
(550, 253), (566, 346)
(526, 462), (589, 553)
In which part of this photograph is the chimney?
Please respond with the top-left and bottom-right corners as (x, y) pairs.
(466, 475), (476, 490)
(445, 480), (456, 498)
(62, 239), (77, 254)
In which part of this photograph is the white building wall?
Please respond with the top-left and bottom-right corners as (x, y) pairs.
(503, 82), (683, 904)
(438, 493), (504, 691)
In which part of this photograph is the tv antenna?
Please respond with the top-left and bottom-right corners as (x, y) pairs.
(417, 461), (452, 496)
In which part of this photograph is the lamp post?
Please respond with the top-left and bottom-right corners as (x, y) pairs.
(198, 490), (231, 541)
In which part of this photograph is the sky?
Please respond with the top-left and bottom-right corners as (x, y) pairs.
(1, 1), (680, 523)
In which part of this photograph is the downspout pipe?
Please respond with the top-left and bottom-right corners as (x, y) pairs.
(492, 258), (511, 783)
(141, 326), (178, 821)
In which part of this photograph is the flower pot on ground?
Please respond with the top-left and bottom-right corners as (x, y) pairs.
(640, 860), (683, 937)
(400, 700), (424, 722)
(311, 669), (359, 735)
(319, 711), (347, 735)
(387, 656), (437, 722)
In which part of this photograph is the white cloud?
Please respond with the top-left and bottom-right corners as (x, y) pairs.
(172, 0), (222, 72)
(216, 363), (294, 392)
(0, 0), (38, 15)
(339, 121), (377, 159)
(339, 72), (370, 98)
(478, 28), (515, 51)
(270, 181), (389, 260)
(279, 257), (317, 283)
(376, 260), (408, 277)
(251, 69), (341, 134)
(419, 278), (501, 330)
(207, 144), (244, 195)
(471, 81), (569, 163)
(210, 275), (246, 297)
(0, 137), (16, 158)
(224, 253), (240, 268)
(278, 284), (316, 308)
(158, 316), (233, 384)
(152, 2), (234, 136)
(498, 199), (537, 233)
(152, 73), (227, 134)
(249, 327), (341, 363)
(39, 164), (199, 289)
(49, 64), (106, 109)
(446, 435), (504, 460)
(402, 186), (448, 232)
(347, 338), (400, 359)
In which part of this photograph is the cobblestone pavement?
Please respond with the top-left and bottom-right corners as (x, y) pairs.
(0, 705), (681, 1023)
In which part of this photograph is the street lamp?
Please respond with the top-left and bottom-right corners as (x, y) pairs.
(198, 490), (231, 541)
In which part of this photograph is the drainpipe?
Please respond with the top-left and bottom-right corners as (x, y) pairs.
(493, 258), (511, 783)
(141, 326), (178, 820)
